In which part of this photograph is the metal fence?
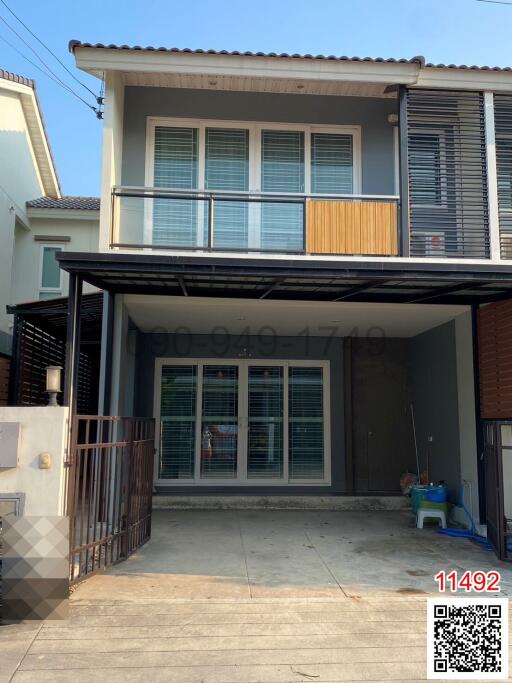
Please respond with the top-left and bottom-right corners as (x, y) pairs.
(67, 416), (155, 583)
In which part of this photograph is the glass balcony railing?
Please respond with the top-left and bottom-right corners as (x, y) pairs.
(111, 186), (400, 257)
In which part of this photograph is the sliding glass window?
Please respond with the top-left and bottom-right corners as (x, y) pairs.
(205, 128), (249, 249)
(153, 126), (198, 246)
(311, 133), (353, 194)
(261, 130), (305, 251)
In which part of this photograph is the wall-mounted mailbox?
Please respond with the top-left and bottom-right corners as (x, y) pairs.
(0, 423), (21, 468)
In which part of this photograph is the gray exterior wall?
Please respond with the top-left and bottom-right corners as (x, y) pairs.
(127, 323), (464, 497)
(409, 321), (461, 499)
(133, 332), (345, 494)
(122, 87), (397, 195)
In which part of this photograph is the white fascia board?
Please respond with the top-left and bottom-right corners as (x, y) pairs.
(27, 208), (100, 221)
(74, 48), (421, 85)
(0, 77), (33, 97)
(0, 78), (60, 198)
(416, 67), (512, 92)
(21, 92), (61, 198)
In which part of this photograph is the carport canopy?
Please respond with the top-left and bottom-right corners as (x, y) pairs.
(56, 252), (512, 305)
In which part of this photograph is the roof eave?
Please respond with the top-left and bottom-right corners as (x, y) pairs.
(27, 207), (100, 220)
(0, 74), (61, 198)
(70, 45), (422, 86)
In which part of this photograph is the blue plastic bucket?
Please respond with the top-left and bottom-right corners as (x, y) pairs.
(411, 485), (429, 513)
(426, 485), (448, 503)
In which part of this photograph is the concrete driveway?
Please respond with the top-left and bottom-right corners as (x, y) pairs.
(3, 509), (512, 681)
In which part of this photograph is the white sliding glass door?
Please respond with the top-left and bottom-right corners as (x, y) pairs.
(260, 130), (305, 251)
(154, 359), (330, 485)
(147, 118), (360, 250)
(247, 365), (284, 479)
(205, 128), (249, 248)
(153, 126), (198, 246)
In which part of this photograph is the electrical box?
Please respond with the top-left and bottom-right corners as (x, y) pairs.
(0, 423), (21, 468)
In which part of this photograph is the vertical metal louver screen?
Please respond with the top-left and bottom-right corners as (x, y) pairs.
(407, 89), (489, 259)
(153, 126), (198, 246)
(493, 94), (512, 258)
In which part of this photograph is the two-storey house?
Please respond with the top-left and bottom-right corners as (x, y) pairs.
(58, 43), (512, 557)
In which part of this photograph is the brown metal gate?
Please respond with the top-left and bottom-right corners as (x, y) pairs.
(482, 420), (512, 561)
(66, 416), (155, 583)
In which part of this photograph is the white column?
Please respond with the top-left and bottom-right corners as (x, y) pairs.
(484, 91), (501, 261)
(99, 73), (125, 252)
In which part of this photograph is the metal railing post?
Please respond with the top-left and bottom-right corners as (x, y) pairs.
(302, 198), (308, 253)
(208, 195), (214, 249)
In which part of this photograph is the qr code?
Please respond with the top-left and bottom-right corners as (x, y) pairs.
(427, 598), (508, 679)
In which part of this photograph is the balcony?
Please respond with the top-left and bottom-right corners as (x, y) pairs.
(111, 187), (399, 257)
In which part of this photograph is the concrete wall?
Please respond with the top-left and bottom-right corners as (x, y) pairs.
(409, 321), (461, 498)
(132, 331), (345, 494)
(11, 215), (99, 305)
(121, 87), (397, 195)
(0, 407), (68, 516)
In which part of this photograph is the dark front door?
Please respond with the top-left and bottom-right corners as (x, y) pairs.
(350, 338), (416, 493)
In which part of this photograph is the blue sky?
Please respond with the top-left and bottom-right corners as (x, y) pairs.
(1, 0), (512, 197)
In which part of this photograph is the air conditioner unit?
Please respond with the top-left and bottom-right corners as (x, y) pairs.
(415, 232), (446, 257)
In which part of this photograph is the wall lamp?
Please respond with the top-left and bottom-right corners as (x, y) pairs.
(45, 366), (62, 406)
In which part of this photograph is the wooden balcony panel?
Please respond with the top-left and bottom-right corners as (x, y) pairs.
(306, 200), (398, 256)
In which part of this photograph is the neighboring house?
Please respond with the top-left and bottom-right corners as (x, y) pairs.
(46, 43), (512, 556)
(0, 69), (60, 355)
(0, 69), (99, 404)
(14, 196), (99, 303)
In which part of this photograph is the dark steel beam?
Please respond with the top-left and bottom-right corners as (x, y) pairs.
(7, 314), (21, 406)
(63, 273), (83, 415)
(404, 282), (481, 304)
(176, 275), (188, 296)
(332, 280), (385, 302)
(259, 277), (285, 299)
(99, 290), (115, 416)
(471, 304), (486, 524)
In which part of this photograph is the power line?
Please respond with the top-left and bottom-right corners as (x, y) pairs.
(0, 13), (76, 94)
(0, 0), (99, 101)
(0, 30), (100, 116)
(476, 0), (512, 5)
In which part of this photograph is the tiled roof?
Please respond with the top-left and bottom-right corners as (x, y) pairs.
(0, 68), (35, 87)
(68, 43), (512, 72)
(68, 42), (425, 65)
(27, 196), (100, 211)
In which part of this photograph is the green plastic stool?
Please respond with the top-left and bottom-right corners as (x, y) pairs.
(417, 500), (449, 527)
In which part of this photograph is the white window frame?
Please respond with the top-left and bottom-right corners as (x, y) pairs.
(38, 243), (64, 299)
(144, 116), (362, 246)
(153, 357), (331, 487)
